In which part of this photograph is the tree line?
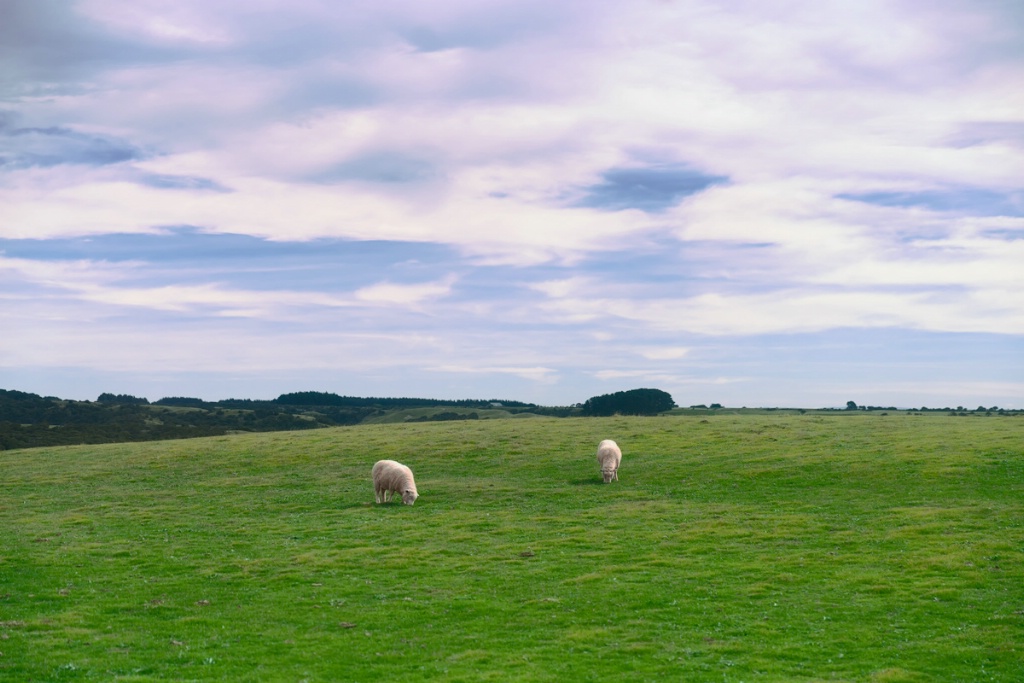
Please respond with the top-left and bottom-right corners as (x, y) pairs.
(3, 388), (679, 450)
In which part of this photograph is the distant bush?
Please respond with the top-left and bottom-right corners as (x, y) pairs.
(275, 391), (350, 406)
(97, 393), (149, 405)
(154, 397), (209, 408)
(407, 411), (480, 423)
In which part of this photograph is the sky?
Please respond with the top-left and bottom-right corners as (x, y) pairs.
(2, 0), (1023, 409)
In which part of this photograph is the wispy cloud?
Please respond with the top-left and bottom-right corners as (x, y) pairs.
(354, 275), (457, 307)
(0, 254), (457, 317)
(429, 364), (559, 383)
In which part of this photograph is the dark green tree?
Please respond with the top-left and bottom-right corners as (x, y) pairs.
(581, 388), (676, 416)
(97, 393), (149, 405)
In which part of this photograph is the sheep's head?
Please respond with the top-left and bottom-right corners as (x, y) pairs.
(601, 469), (616, 484)
(401, 489), (419, 505)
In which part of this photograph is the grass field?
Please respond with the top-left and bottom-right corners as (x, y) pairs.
(2, 413), (1022, 681)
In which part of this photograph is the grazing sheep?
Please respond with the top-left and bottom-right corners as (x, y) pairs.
(596, 439), (622, 483)
(372, 459), (419, 505)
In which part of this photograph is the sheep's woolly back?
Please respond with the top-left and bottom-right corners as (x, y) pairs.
(372, 459), (419, 505)
(596, 439), (622, 483)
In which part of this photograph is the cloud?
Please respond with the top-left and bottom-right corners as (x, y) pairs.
(354, 275), (457, 306)
(590, 369), (745, 388)
(637, 347), (691, 361)
(76, 0), (236, 46)
(2, 0), (1022, 407)
(531, 277), (1024, 336)
(0, 253), (457, 317)
(429, 364), (559, 383)
(0, 166), (660, 264)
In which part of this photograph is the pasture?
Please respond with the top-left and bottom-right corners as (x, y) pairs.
(2, 413), (1022, 681)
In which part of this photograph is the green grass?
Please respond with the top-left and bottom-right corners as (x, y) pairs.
(2, 413), (1022, 681)
(360, 406), (528, 423)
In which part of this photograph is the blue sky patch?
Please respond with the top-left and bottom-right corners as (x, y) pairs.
(139, 174), (230, 192)
(315, 152), (439, 184)
(840, 188), (1024, 217)
(578, 165), (728, 212)
(0, 124), (140, 168)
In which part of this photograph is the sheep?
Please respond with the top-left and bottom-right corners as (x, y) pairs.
(596, 439), (622, 483)
(372, 459), (419, 505)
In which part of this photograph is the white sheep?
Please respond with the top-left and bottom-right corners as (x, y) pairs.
(372, 459), (419, 505)
(596, 439), (622, 483)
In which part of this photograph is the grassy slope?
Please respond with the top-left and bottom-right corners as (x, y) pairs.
(1, 413), (1022, 681)
(360, 406), (524, 423)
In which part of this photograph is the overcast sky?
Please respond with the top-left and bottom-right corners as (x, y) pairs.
(2, 0), (1022, 408)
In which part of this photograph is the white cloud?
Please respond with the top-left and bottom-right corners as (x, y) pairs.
(531, 279), (1024, 336)
(0, 254), (460, 317)
(429, 364), (559, 383)
(637, 347), (691, 361)
(0, 167), (658, 264)
(355, 275), (456, 306)
(78, 0), (237, 45)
